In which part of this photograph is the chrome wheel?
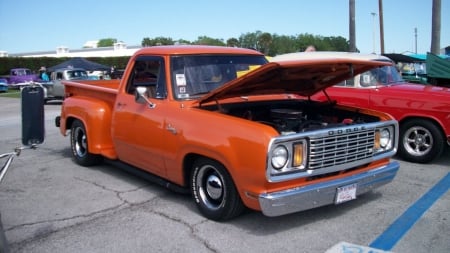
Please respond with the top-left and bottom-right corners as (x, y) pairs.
(70, 120), (102, 166)
(399, 119), (444, 163)
(196, 165), (225, 210)
(73, 126), (88, 158)
(191, 158), (244, 220)
(403, 126), (433, 157)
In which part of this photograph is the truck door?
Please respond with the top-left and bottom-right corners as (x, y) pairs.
(112, 57), (168, 176)
(53, 71), (66, 97)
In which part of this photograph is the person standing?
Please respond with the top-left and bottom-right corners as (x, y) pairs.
(305, 45), (316, 52)
(39, 67), (50, 82)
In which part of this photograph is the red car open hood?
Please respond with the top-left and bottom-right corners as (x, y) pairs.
(199, 57), (390, 105)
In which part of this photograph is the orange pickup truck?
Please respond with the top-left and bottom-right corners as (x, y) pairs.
(55, 46), (400, 221)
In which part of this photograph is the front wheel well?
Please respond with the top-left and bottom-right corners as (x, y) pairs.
(398, 116), (445, 136)
(397, 116), (446, 163)
(188, 156), (245, 220)
(183, 153), (211, 186)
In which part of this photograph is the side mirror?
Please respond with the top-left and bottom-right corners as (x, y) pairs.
(135, 86), (148, 104)
(135, 86), (156, 108)
(21, 85), (45, 146)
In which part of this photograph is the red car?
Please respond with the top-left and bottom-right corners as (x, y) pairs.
(273, 52), (450, 163)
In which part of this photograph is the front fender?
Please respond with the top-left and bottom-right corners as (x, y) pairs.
(162, 111), (277, 210)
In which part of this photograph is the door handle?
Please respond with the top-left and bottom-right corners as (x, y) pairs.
(166, 124), (177, 135)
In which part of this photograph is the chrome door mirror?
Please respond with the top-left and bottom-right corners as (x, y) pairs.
(135, 86), (156, 108)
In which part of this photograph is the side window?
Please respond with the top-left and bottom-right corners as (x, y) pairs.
(359, 71), (377, 87)
(126, 58), (165, 99)
(336, 78), (355, 87)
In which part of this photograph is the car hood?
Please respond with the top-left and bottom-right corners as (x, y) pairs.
(199, 56), (390, 105)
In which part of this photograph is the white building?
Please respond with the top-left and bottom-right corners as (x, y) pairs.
(83, 40), (99, 48)
(4, 42), (142, 58)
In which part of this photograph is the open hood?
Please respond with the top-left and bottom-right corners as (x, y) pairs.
(199, 55), (390, 105)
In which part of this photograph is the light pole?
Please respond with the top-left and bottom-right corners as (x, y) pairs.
(371, 12), (377, 54)
(414, 27), (418, 54)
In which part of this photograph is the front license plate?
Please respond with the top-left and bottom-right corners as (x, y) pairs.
(335, 183), (357, 204)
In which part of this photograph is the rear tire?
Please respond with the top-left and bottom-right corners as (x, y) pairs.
(398, 119), (444, 163)
(70, 120), (102, 166)
(190, 158), (245, 221)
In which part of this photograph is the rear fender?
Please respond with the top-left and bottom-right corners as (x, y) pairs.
(61, 97), (115, 156)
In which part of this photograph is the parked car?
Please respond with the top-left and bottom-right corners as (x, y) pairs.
(280, 52), (450, 163)
(0, 79), (8, 92)
(41, 68), (89, 103)
(6, 68), (40, 88)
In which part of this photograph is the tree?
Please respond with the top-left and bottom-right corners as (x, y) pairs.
(194, 36), (225, 46)
(97, 38), (117, 47)
(239, 31), (260, 50)
(258, 32), (272, 54)
(175, 39), (191, 45)
(138, 30), (351, 56)
(142, 36), (174, 46)
(297, 33), (318, 51)
(226, 38), (240, 47)
(269, 34), (299, 55)
(322, 36), (350, 51)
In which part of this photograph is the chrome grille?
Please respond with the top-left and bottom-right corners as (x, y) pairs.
(308, 129), (375, 169)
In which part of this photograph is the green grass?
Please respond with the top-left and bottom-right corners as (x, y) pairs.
(0, 90), (21, 98)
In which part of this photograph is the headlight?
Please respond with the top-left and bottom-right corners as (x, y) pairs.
(268, 140), (308, 181)
(379, 128), (390, 148)
(271, 145), (288, 169)
(375, 126), (394, 152)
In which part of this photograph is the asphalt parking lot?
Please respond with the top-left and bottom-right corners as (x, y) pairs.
(0, 96), (449, 253)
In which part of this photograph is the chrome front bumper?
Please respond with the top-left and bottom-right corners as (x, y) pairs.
(259, 161), (400, 217)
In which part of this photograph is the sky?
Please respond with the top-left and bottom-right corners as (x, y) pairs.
(0, 0), (449, 55)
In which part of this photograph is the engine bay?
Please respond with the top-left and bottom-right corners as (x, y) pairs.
(206, 99), (380, 135)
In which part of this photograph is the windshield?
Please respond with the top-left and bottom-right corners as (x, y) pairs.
(170, 55), (268, 99)
(67, 70), (89, 80)
(360, 65), (405, 86)
(12, 69), (32, 76)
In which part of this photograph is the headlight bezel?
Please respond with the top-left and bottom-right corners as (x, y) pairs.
(374, 125), (395, 153)
(268, 140), (308, 178)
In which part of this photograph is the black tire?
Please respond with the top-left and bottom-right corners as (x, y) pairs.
(190, 158), (245, 221)
(70, 120), (102, 166)
(398, 119), (444, 163)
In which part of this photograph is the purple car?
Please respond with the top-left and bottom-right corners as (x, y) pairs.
(8, 68), (40, 87)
